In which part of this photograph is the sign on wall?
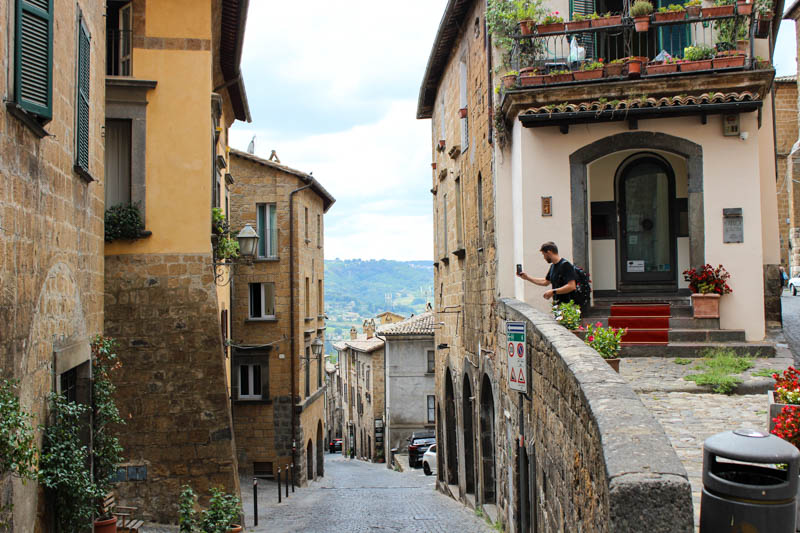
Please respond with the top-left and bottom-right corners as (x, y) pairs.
(506, 321), (527, 393)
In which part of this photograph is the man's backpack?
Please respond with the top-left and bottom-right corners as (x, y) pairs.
(573, 265), (591, 310)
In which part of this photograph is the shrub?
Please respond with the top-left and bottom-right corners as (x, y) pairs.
(583, 322), (625, 359)
(630, 0), (654, 16)
(552, 300), (582, 330)
(104, 203), (145, 241)
(682, 264), (732, 294)
(683, 44), (715, 61)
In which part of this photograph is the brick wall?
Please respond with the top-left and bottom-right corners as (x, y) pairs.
(775, 80), (798, 267)
(0, 0), (105, 529)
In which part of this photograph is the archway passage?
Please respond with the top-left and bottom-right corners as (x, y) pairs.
(480, 374), (496, 503)
(307, 439), (314, 481)
(316, 421), (324, 477)
(462, 374), (475, 495)
(444, 369), (459, 486)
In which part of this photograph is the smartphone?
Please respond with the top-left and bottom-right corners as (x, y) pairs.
(516, 264), (522, 274)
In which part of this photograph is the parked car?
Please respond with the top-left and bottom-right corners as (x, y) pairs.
(422, 444), (437, 476)
(329, 438), (342, 452)
(789, 276), (800, 296)
(407, 431), (435, 468)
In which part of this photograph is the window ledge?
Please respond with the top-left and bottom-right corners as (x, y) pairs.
(73, 164), (97, 183)
(246, 317), (278, 323)
(233, 398), (272, 405)
(440, 256), (449, 264)
(253, 257), (280, 262)
(304, 316), (315, 322)
(452, 247), (466, 258)
(6, 102), (50, 139)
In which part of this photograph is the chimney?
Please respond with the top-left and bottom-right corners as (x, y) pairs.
(350, 326), (358, 340)
(363, 319), (376, 339)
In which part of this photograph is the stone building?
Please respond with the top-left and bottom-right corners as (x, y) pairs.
(102, 0), (250, 521)
(773, 75), (798, 272)
(418, 0), (782, 530)
(378, 312), (436, 454)
(375, 310), (406, 324)
(227, 148), (334, 485)
(334, 320), (386, 461)
(0, 0), (106, 529)
(324, 360), (341, 449)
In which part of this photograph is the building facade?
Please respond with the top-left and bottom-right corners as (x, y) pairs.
(0, 0), (106, 529)
(102, 0), (250, 521)
(419, 0), (781, 530)
(773, 75), (798, 272)
(379, 312), (436, 454)
(227, 148), (334, 485)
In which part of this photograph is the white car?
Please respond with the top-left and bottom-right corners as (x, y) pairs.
(422, 444), (437, 476)
(789, 276), (800, 296)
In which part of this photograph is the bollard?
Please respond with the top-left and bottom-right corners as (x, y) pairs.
(253, 478), (258, 526)
(285, 465), (289, 498)
(291, 463), (295, 492)
(277, 467), (281, 503)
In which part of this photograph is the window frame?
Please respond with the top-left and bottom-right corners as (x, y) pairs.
(256, 203), (277, 259)
(238, 363), (262, 400)
(426, 350), (435, 373)
(248, 282), (275, 319)
(427, 395), (435, 423)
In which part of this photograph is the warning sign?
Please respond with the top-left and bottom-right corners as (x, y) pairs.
(506, 321), (527, 393)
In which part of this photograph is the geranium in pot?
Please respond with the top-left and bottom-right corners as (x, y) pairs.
(583, 322), (626, 372)
(536, 11), (565, 33)
(683, 264), (732, 318)
(769, 367), (800, 433)
(552, 300), (582, 330)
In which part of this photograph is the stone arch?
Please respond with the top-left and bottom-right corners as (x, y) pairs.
(307, 439), (314, 481)
(444, 368), (459, 486)
(569, 131), (703, 271)
(480, 373), (496, 503)
(316, 420), (324, 477)
(462, 373), (475, 495)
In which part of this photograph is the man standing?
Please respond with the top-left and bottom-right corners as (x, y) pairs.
(516, 242), (577, 304)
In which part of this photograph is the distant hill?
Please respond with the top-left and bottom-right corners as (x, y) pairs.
(324, 259), (433, 353)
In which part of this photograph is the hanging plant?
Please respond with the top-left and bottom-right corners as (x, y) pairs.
(105, 203), (145, 241)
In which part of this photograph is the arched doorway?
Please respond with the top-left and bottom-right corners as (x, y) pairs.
(307, 439), (314, 481)
(616, 154), (677, 288)
(462, 374), (475, 495)
(316, 421), (324, 477)
(444, 369), (459, 486)
(480, 373), (496, 503)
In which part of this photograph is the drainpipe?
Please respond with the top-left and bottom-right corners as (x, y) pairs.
(289, 183), (312, 479)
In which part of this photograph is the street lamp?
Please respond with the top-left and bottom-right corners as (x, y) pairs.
(213, 223), (259, 286)
(236, 223), (259, 259)
(311, 336), (324, 359)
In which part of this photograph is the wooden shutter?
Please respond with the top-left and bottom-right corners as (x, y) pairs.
(14, 0), (53, 119)
(570, 0), (595, 59)
(260, 360), (270, 399)
(75, 18), (91, 172)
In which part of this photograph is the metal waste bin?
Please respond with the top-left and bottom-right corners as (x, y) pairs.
(700, 428), (800, 533)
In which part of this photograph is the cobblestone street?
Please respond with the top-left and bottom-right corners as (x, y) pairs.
(238, 455), (494, 533)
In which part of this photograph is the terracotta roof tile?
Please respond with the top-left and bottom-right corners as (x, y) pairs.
(378, 311), (435, 336)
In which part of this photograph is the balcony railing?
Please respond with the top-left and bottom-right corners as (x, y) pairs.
(506, 5), (770, 89)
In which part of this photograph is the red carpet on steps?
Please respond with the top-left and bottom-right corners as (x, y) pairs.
(608, 303), (670, 345)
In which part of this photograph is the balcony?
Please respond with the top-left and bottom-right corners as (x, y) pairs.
(500, 4), (775, 129)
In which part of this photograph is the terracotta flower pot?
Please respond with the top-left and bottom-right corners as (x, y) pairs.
(228, 526), (243, 533)
(566, 20), (591, 31)
(646, 62), (678, 74)
(590, 15), (622, 27)
(736, 0), (753, 15)
(679, 59), (712, 71)
(755, 59), (772, 69)
(691, 293), (721, 318)
(687, 5), (701, 17)
(458, 107), (468, 118)
(94, 518), (117, 533)
(545, 72), (574, 84)
(654, 10), (686, 21)
(712, 54), (746, 68)
(605, 358), (621, 373)
(519, 20), (535, 35)
(625, 59), (643, 77)
(536, 22), (566, 34)
(768, 390), (791, 434)
(573, 69), (604, 81)
(702, 5), (735, 17)
(520, 74), (546, 86)
(501, 74), (517, 89)
(634, 16), (650, 32)
(605, 63), (625, 76)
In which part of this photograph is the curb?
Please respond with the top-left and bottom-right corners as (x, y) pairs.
(634, 376), (773, 395)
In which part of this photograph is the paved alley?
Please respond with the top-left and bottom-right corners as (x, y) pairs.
(238, 455), (494, 533)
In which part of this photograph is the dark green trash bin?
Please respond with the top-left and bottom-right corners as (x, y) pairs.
(700, 429), (800, 533)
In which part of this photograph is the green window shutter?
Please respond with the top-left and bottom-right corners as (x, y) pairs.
(14, 0), (53, 120)
(75, 18), (91, 172)
(570, 0), (595, 58)
(257, 204), (266, 257)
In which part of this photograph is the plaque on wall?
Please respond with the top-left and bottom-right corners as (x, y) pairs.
(627, 260), (645, 273)
(722, 208), (743, 243)
(541, 196), (552, 217)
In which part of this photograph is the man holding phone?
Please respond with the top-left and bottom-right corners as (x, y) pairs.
(516, 241), (577, 304)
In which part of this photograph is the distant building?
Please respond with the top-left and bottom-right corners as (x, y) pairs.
(375, 311), (406, 324)
(378, 312), (436, 456)
(773, 73), (799, 276)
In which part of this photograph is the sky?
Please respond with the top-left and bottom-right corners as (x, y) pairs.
(231, 2), (799, 262)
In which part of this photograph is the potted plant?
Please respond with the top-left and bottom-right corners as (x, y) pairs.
(631, 0), (654, 31)
(654, 3), (686, 22)
(574, 60), (605, 80)
(516, 2), (542, 35)
(768, 367), (800, 433)
(545, 69), (574, 83)
(502, 70), (519, 89)
(566, 12), (591, 31)
(683, 263), (732, 318)
(680, 44), (714, 71)
(180, 486), (242, 533)
(520, 68), (546, 85)
(537, 11), (565, 33)
(754, 55), (772, 69)
(589, 11), (623, 26)
(685, 0), (702, 17)
(625, 56), (645, 77)
(646, 57), (680, 74)
(582, 322), (626, 372)
(105, 203), (146, 242)
(754, 0), (773, 37)
(736, 0), (753, 14)
(702, 0), (736, 18)
(552, 300), (582, 330)
(713, 49), (746, 68)
(605, 57), (626, 76)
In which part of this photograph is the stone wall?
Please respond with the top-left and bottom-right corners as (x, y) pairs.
(774, 80), (798, 267)
(104, 253), (239, 522)
(496, 298), (693, 532)
(764, 264), (783, 327)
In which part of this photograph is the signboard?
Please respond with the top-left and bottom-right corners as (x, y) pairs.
(541, 196), (552, 217)
(626, 260), (645, 273)
(723, 208), (743, 243)
(506, 321), (527, 393)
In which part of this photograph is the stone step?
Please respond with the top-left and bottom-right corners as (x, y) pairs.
(584, 304), (693, 317)
(668, 329), (746, 342)
(582, 316), (719, 329)
(620, 342), (776, 358)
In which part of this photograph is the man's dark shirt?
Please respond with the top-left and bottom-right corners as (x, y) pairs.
(546, 258), (577, 305)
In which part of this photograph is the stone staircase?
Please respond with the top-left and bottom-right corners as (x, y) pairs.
(581, 294), (775, 357)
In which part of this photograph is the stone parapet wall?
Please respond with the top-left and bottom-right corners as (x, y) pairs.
(497, 298), (693, 532)
(104, 253), (239, 522)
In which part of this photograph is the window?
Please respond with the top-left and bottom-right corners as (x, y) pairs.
(427, 395), (435, 423)
(13, 0), (54, 121)
(248, 283), (275, 319)
(239, 364), (262, 400)
(427, 350), (435, 373)
(442, 194), (448, 256)
(455, 178), (464, 249)
(366, 367), (370, 391)
(305, 347), (311, 397)
(106, 1), (132, 76)
(304, 207), (309, 242)
(60, 367), (78, 403)
(318, 343), (323, 388)
(75, 14), (91, 175)
(256, 203), (277, 258)
(105, 119), (132, 207)
(459, 58), (468, 151)
(317, 214), (322, 248)
(318, 279), (323, 316)
(477, 173), (484, 242)
(220, 309), (228, 347)
(305, 277), (310, 317)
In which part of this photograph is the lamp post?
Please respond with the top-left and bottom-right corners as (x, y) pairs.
(212, 223), (259, 286)
(311, 336), (324, 359)
(236, 223), (259, 258)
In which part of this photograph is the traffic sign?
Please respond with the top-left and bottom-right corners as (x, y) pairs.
(506, 321), (527, 393)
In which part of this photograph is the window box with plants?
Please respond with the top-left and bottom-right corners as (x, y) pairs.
(736, 0), (753, 15)
(754, 55), (772, 69)
(545, 69), (574, 83)
(566, 13), (591, 31)
(680, 45), (714, 71)
(683, 264), (732, 318)
(631, 0), (654, 31)
(589, 12), (623, 27)
(754, 0), (773, 37)
(573, 60), (605, 80)
(502, 71), (519, 88)
(536, 12), (565, 33)
(105, 203), (147, 242)
(702, 0), (736, 18)
(713, 49), (746, 68)
(605, 58), (626, 76)
(768, 367), (800, 433)
(520, 68), (546, 85)
(646, 57), (680, 74)
(685, 0), (702, 17)
(654, 4), (686, 22)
